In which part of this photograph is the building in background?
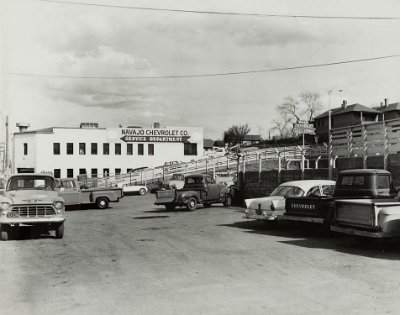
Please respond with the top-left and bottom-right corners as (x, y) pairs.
(13, 122), (203, 178)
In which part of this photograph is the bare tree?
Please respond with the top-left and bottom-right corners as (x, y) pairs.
(271, 112), (291, 138)
(300, 91), (323, 122)
(276, 97), (301, 123)
(223, 123), (251, 146)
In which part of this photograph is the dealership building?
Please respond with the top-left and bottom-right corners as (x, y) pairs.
(12, 122), (204, 178)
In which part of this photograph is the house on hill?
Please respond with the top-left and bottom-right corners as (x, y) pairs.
(314, 100), (380, 143)
(375, 99), (400, 121)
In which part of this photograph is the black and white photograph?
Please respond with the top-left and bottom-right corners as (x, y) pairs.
(1, 0), (400, 314)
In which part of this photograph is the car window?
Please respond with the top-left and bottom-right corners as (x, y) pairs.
(340, 175), (365, 186)
(307, 186), (321, 197)
(377, 175), (390, 189)
(285, 187), (305, 197)
(322, 185), (335, 196)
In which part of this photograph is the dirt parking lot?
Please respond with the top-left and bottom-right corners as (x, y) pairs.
(1, 194), (400, 315)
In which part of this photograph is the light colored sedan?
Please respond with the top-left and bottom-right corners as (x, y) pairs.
(244, 180), (336, 221)
(120, 183), (148, 195)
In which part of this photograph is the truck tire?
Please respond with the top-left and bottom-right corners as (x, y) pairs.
(0, 224), (9, 241)
(55, 223), (64, 239)
(165, 204), (175, 211)
(223, 194), (232, 207)
(139, 188), (146, 195)
(187, 197), (197, 211)
(96, 197), (109, 209)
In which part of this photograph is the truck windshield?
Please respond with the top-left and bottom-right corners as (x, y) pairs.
(7, 176), (55, 191)
(185, 177), (204, 185)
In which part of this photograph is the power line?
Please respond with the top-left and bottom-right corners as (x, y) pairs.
(36, 0), (400, 20)
(6, 54), (400, 80)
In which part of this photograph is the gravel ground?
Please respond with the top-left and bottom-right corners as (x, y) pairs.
(1, 194), (400, 315)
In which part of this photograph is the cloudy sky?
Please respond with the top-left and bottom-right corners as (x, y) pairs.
(1, 0), (400, 141)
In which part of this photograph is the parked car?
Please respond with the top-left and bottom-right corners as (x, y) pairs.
(164, 173), (185, 189)
(57, 178), (124, 209)
(117, 183), (148, 195)
(155, 174), (232, 211)
(244, 180), (336, 222)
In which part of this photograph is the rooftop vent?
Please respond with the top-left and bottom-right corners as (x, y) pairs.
(16, 123), (30, 132)
(153, 122), (160, 128)
(341, 100), (347, 109)
(80, 122), (99, 129)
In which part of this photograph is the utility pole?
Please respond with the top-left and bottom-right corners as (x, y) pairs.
(5, 115), (9, 174)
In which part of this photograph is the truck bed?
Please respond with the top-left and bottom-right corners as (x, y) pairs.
(334, 199), (400, 229)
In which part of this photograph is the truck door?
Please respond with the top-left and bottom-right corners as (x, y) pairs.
(205, 176), (220, 200)
(58, 179), (81, 205)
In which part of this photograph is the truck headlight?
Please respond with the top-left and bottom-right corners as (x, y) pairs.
(54, 201), (64, 211)
(0, 201), (11, 211)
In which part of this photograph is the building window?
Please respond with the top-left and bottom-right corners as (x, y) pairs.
(79, 168), (86, 175)
(67, 169), (74, 178)
(54, 169), (61, 178)
(103, 143), (109, 155)
(79, 143), (86, 155)
(127, 143), (133, 155)
(115, 143), (121, 155)
(91, 168), (98, 178)
(23, 143), (28, 155)
(67, 143), (73, 155)
(184, 143), (197, 155)
(148, 144), (154, 156)
(53, 143), (60, 155)
(103, 168), (110, 177)
(115, 168), (121, 175)
(91, 143), (98, 155)
(138, 143), (144, 155)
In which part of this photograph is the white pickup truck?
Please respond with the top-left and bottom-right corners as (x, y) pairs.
(57, 178), (123, 209)
(0, 173), (66, 241)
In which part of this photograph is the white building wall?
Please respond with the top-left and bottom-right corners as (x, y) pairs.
(14, 126), (204, 178)
(13, 133), (37, 172)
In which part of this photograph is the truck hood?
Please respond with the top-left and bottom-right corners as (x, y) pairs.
(3, 190), (60, 204)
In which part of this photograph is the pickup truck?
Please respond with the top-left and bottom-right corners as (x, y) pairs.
(330, 169), (400, 238)
(56, 178), (123, 209)
(154, 173), (232, 211)
(284, 169), (400, 238)
(0, 173), (66, 241)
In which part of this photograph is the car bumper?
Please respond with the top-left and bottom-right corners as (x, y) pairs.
(0, 217), (65, 225)
(243, 212), (279, 221)
(330, 225), (398, 238)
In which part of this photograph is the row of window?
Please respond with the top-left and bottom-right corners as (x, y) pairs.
(53, 142), (154, 156)
(54, 168), (141, 178)
(23, 142), (198, 156)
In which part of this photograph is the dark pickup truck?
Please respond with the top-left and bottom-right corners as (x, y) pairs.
(154, 173), (232, 211)
(284, 169), (394, 225)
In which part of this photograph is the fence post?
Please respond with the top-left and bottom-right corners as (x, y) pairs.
(275, 149), (282, 184)
(362, 125), (367, 169)
(258, 153), (262, 182)
(382, 121), (388, 170)
(206, 160), (208, 174)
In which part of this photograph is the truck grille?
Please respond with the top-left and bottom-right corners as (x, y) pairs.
(8, 205), (56, 218)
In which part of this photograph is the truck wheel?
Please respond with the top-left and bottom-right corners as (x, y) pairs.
(223, 194), (232, 207)
(96, 197), (109, 209)
(0, 224), (9, 241)
(165, 204), (175, 211)
(139, 188), (146, 195)
(187, 197), (197, 211)
(55, 223), (64, 239)
(203, 202), (212, 208)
